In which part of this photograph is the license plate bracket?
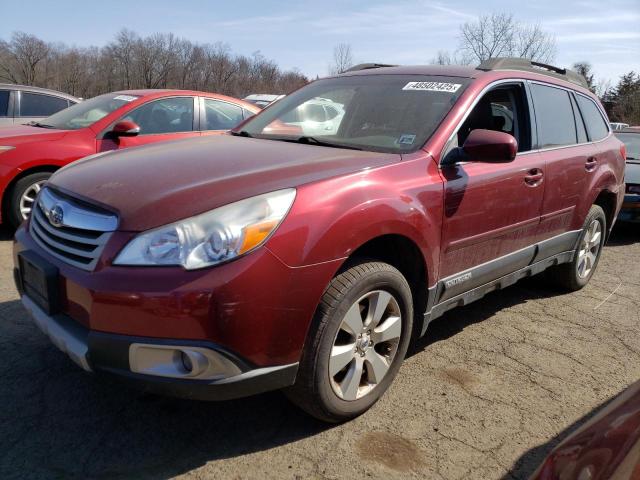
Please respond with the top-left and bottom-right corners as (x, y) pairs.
(18, 250), (61, 315)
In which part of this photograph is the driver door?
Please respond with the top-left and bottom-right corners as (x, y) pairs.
(97, 96), (199, 152)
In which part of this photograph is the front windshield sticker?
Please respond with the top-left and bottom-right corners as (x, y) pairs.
(397, 134), (416, 145)
(113, 95), (138, 102)
(402, 81), (462, 93)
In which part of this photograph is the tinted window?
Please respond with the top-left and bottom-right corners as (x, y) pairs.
(530, 84), (577, 148)
(123, 97), (194, 135)
(576, 95), (609, 141)
(0, 90), (9, 117)
(20, 92), (69, 117)
(570, 95), (588, 144)
(241, 75), (470, 154)
(203, 99), (244, 130)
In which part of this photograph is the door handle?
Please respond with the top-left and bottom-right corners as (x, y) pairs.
(585, 156), (598, 172)
(524, 168), (544, 186)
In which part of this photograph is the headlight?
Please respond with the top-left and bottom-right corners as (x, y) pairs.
(0, 146), (15, 154)
(114, 189), (296, 269)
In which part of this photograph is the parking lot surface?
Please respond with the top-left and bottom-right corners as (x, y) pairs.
(0, 224), (638, 480)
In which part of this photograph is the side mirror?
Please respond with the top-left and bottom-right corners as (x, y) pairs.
(111, 120), (140, 137)
(462, 129), (517, 163)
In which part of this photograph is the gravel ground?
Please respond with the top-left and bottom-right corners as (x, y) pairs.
(0, 223), (638, 480)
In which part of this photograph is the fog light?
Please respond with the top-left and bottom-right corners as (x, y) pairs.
(129, 343), (243, 380)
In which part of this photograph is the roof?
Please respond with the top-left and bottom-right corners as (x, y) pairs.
(0, 83), (80, 101)
(110, 89), (261, 113)
(338, 57), (590, 90)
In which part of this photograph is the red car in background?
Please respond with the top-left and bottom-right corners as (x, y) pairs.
(0, 90), (260, 227)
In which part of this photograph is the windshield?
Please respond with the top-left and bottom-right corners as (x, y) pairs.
(40, 93), (140, 130)
(616, 133), (640, 160)
(238, 75), (470, 153)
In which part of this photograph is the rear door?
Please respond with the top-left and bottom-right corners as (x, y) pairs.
(532, 82), (601, 246)
(97, 96), (199, 151)
(438, 81), (545, 301)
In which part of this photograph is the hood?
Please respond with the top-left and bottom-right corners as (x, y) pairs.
(0, 125), (68, 144)
(49, 134), (400, 231)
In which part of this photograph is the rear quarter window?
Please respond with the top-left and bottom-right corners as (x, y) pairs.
(530, 83), (577, 148)
(576, 95), (609, 141)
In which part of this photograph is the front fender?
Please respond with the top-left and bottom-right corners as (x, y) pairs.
(266, 154), (443, 286)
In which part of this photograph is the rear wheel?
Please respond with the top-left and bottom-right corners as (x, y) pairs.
(7, 172), (52, 228)
(286, 261), (413, 423)
(551, 205), (606, 291)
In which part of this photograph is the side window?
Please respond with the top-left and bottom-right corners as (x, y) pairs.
(124, 97), (194, 135)
(575, 95), (609, 141)
(20, 93), (69, 117)
(203, 99), (243, 130)
(530, 84), (577, 148)
(458, 83), (531, 152)
(0, 90), (9, 117)
(570, 94), (588, 144)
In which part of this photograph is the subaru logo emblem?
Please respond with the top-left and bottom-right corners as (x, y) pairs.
(48, 204), (64, 228)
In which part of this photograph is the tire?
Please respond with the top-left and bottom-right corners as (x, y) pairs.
(551, 205), (607, 291)
(7, 172), (52, 228)
(285, 261), (413, 423)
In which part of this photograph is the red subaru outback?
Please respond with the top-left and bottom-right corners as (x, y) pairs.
(13, 59), (625, 422)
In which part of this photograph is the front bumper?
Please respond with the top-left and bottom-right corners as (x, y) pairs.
(19, 294), (298, 400)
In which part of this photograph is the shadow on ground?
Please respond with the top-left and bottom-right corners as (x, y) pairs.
(0, 299), (330, 479)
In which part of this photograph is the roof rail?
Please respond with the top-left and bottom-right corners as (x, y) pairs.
(476, 57), (589, 89)
(344, 63), (398, 73)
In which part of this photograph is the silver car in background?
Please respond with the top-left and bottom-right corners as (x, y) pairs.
(0, 84), (80, 127)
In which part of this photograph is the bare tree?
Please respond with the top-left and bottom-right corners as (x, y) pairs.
(0, 30), (308, 98)
(458, 14), (556, 64)
(430, 50), (453, 65)
(330, 43), (353, 75)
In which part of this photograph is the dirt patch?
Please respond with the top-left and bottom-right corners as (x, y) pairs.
(356, 431), (425, 472)
(439, 367), (478, 388)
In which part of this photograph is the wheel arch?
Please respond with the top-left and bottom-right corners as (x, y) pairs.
(1, 165), (59, 223)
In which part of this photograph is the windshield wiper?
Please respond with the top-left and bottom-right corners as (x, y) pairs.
(230, 130), (252, 137)
(281, 136), (363, 151)
(28, 121), (56, 129)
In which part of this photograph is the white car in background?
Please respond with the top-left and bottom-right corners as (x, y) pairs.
(281, 97), (345, 136)
(243, 94), (285, 109)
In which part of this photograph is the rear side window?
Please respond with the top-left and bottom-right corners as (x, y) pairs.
(0, 90), (9, 116)
(20, 92), (69, 117)
(530, 83), (577, 148)
(576, 95), (609, 141)
(203, 99), (244, 130)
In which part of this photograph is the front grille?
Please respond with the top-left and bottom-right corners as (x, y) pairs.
(29, 188), (118, 271)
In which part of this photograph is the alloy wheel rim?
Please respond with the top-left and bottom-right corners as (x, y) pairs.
(577, 219), (602, 279)
(19, 181), (45, 220)
(329, 290), (402, 401)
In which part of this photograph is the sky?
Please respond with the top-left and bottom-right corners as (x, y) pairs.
(2, 0), (639, 85)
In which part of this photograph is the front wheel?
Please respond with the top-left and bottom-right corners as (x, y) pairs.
(285, 261), (413, 423)
(7, 172), (52, 228)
